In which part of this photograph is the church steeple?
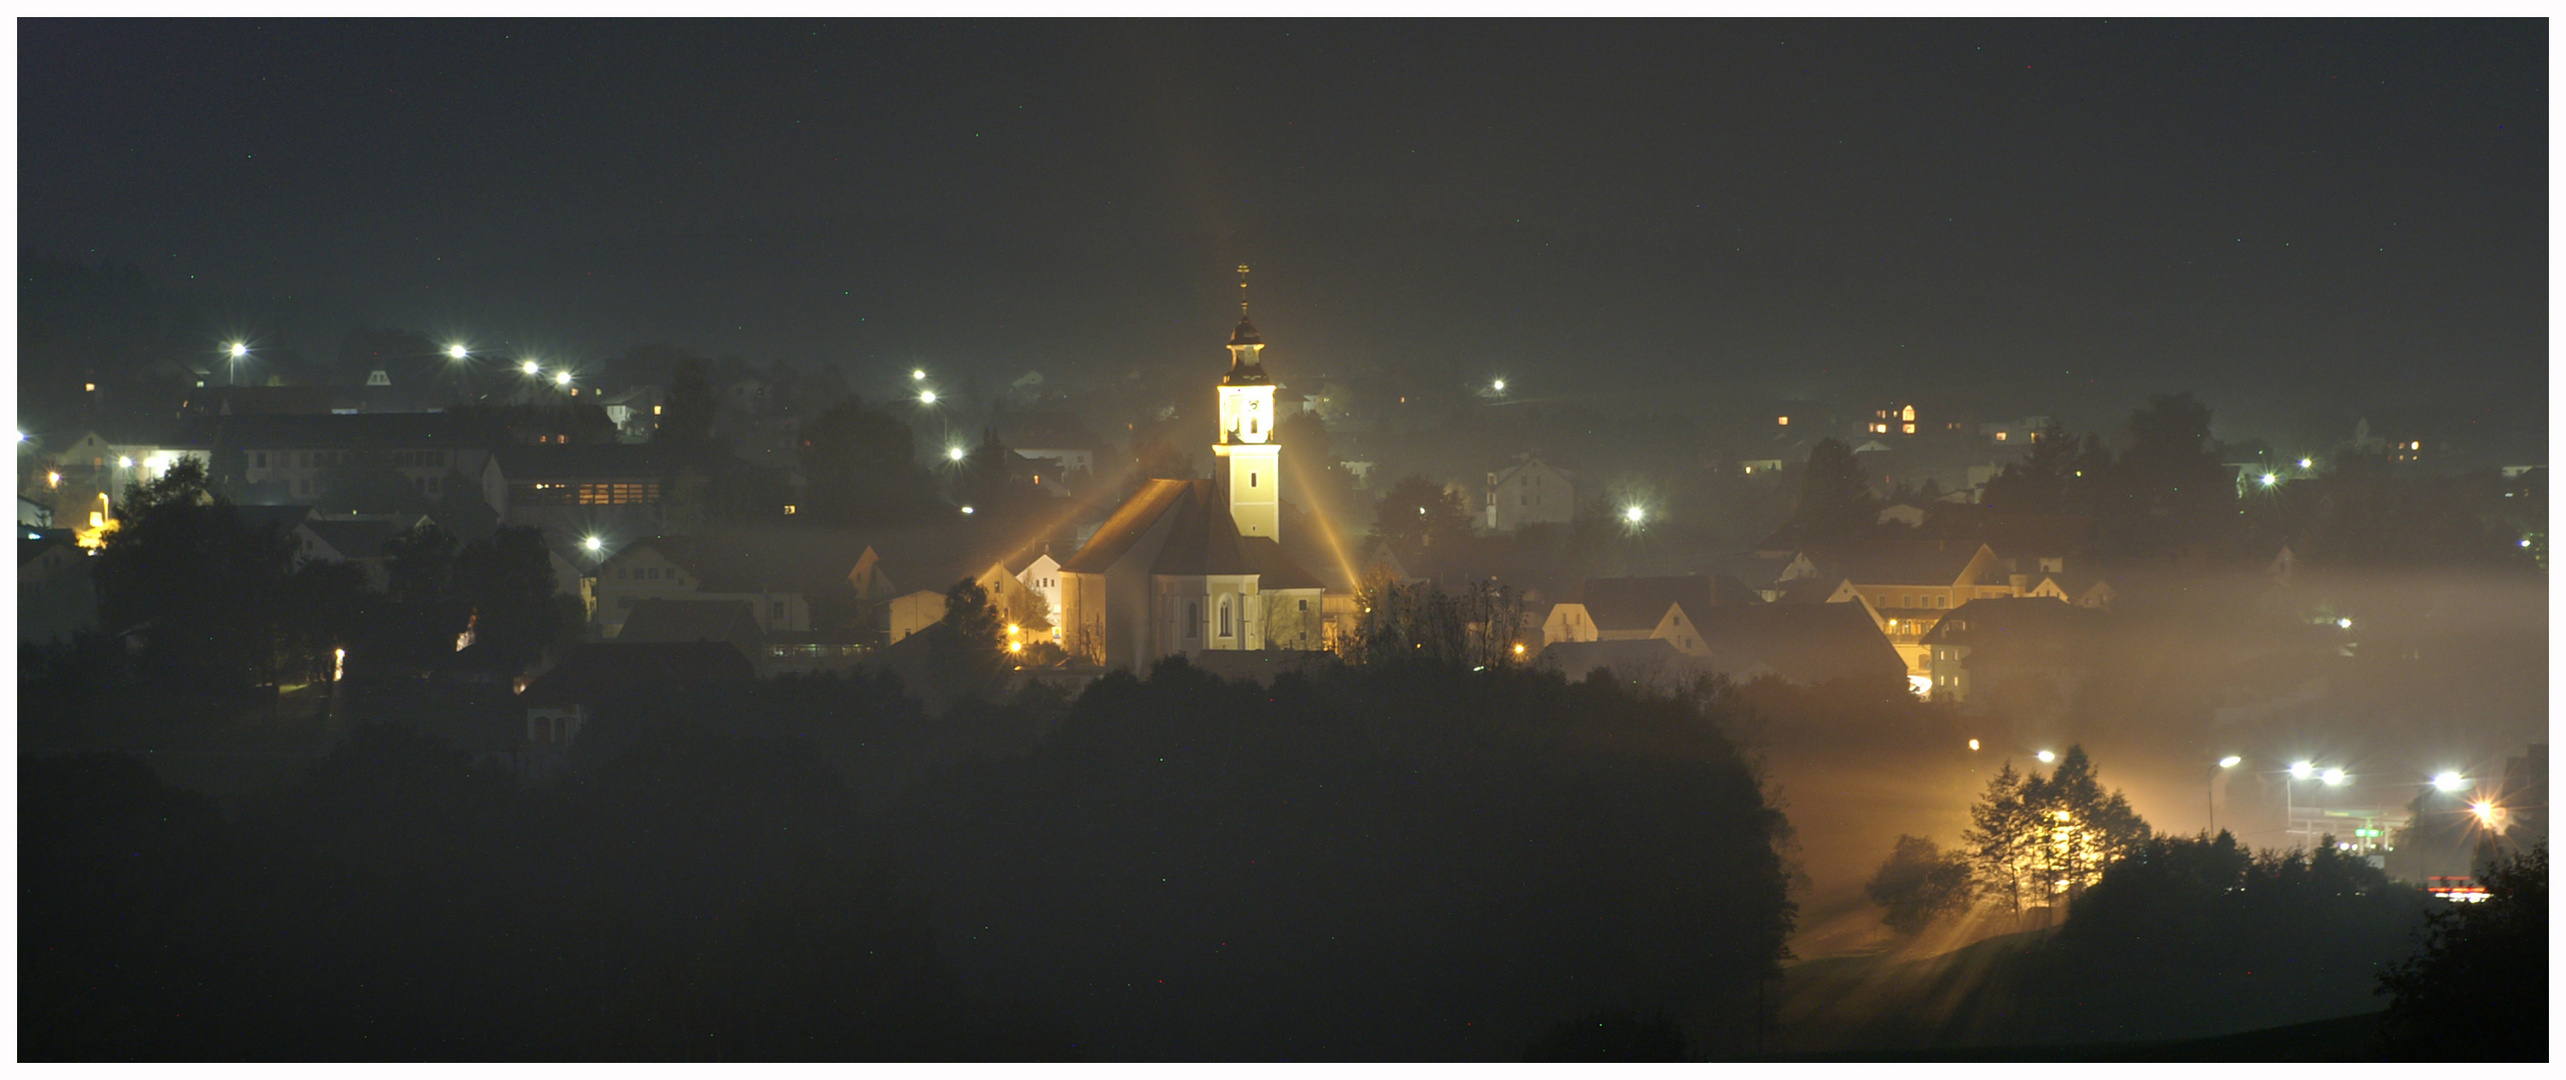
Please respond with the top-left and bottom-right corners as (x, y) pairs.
(1224, 264), (1270, 386)
(1213, 264), (1280, 540)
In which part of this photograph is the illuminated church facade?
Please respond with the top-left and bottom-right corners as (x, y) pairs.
(1057, 287), (1336, 668)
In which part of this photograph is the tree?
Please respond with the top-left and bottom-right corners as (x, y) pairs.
(2105, 392), (2235, 557)
(383, 521), (459, 604)
(1370, 475), (1472, 559)
(795, 396), (940, 524)
(926, 578), (1006, 701)
(2377, 843), (2545, 1059)
(92, 457), (297, 691)
(655, 354), (718, 448)
(1961, 761), (2041, 918)
(1962, 747), (2151, 920)
(452, 525), (560, 666)
(1785, 438), (1877, 542)
(1864, 835), (1975, 935)
(1980, 420), (2079, 514)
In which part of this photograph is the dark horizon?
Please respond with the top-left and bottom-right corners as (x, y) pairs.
(17, 19), (2548, 448)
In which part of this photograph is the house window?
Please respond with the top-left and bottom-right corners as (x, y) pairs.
(1299, 599), (1308, 611)
(254, 452), (267, 467)
(1186, 601), (1200, 637)
(772, 600), (786, 622)
(1249, 472), (1257, 488)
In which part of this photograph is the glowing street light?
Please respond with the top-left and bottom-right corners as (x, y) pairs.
(947, 446), (966, 462)
(2259, 473), (2278, 488)
(2209, 756), (2242, 832)
(14, 431), (25, 443)
(2036, 750), (2057, 764)
(1968, 739), (1981, 751)
(553, 371), (573, 387)
(446, 343), (470, 360)
(959, 505), (975, 515)
(2471, 801), (2501, 828)
(2322, 768), (2347, 786)
(581, 535), (603, 554)
(227, 342), (249, 360)
(521, 360), (542, 376)
(2298, 457), (2313, 469)
(1623, 506), (1645, 525)
(2433, 771), (2467, 793)
(1492, 379), (1507, 392)
(2290, 761), (2316, 780)
(2337, 617), (2353, 630)
(912, 369), (927, 381)
(919, 389), (938, 405)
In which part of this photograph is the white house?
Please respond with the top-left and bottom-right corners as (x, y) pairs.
(1484, 456), (1575, 532)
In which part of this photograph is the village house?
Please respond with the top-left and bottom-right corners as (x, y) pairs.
(1483, 455), (1575, 533)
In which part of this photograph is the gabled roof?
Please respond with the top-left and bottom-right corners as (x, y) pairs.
(1535, 638), (1711, 685)
(1921, 596), (2103, 648)
(617, 598), (763, 646)
(21, 530), (81, 568)
(300, 518), (405, 561)
(1574, 575), (1755, 632)
(230, 503), (320, 535)
(1060, 478), (1193, 574)
(1488, 457), (1573, 487)
(192, 411), (508, 450)
(1690, 603), (1908, 685)
(518, 641), (754, 707)
(1803, 539), (1994, 587)
(492, 442), (679, 479)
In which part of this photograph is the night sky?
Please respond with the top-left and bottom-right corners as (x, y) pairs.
(18, 19), (2548, 436)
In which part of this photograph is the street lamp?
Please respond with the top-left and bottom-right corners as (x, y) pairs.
(919, 390), (938, 405)
(2209, 755), (2242, 834)
(2036, 750), (2057, 764)
(1492, 379), (1507, 393)
(446, 344), (469, 361)
(522, 360), (542, 376)
(2259, 473), (2278, 488)
(912, 369), (926, 381)
(553, 371), (573, 387)
(2433, 771), (2467, 793)
(947, 446), (966, 462)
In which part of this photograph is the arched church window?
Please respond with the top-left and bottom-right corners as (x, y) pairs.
(1218, 596), (1234, 638)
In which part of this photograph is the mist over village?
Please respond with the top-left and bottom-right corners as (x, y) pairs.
(16, 19), (2547, 1062)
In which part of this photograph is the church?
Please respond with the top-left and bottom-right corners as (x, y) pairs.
(1056, 285), (1341, 668)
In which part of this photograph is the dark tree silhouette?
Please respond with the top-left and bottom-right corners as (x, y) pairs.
(655, 354), (718, 448)
(453, 525), (560, 666)
(796, 395), (940, 523)
(1865, 834), (1975, 935)
(2378, 844), (2547, 1060)
(1369, 474), (1472, 558)
(1785, 437), (1878, 542)
(92, 457), (295, 691)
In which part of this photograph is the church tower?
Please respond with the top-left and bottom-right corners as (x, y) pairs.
(1212, 265), (1281, 540)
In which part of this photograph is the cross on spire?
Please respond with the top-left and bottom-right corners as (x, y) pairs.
(1237, 264), (1251, 314)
